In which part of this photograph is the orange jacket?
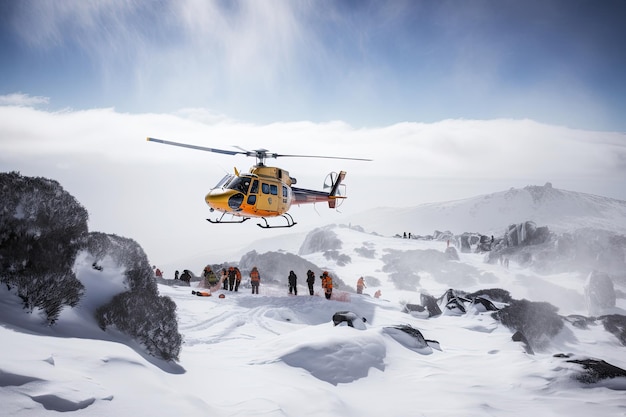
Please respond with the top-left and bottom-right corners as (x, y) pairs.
(322, 275), (333, 289)
(250, 269), (260, 282)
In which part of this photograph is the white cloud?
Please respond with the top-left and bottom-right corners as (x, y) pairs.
(1, 105), (625, 268)
(0, 93), (50, 107)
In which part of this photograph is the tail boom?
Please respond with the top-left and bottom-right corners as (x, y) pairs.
(292, 170), (347, 208)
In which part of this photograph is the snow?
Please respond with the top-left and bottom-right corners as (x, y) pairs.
(2, 192), (626, 416)
(348, 183), (626, 237)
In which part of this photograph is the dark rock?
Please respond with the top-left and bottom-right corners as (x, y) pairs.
(472, 296), (500, 312)
(383, 324), (440, 351)
(566, 358), (626, 384)
(403, 304), (426, 314)
(512, 331), (534, 354)
(419, 293), (442, 317)
(466, 288), (513, 304)
(563, 314), (596, 329)
(599, 314), (626, 346)
(332, 311), (366, 329)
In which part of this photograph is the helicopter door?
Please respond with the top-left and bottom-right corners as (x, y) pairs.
(257, 182), (279, 212)
(246, 179), (259, 205)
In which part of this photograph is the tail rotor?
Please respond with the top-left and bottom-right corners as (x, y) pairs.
(323, 171), (347, 208)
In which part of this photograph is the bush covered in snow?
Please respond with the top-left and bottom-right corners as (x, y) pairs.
(88, 232), (182, 361)
(0, 172), (88, 323)
(493, 299), (563, 351)
(0, 172), (181, 361)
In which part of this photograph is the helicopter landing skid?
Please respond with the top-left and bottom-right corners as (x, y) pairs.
(257, 213), (297, 229)
(207, 213), (250, 224)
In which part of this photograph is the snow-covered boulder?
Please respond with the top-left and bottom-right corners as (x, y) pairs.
(584, 271), (616, 316)
(444, 246), (460, 260)
(298, 226), (342, 255)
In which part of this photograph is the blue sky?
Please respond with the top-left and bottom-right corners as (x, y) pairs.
(1, 0), (625, 130)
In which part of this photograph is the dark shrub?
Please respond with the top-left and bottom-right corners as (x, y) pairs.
(89, 233), (182, 361)
(0, 172), (88, 323)
(493, 299), (563, 351)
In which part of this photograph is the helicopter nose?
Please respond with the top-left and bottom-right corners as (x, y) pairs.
(205, 190), (244, 212)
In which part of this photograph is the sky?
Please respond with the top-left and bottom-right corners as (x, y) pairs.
(1, 0), (626, 130)
(1, 0), (626, 268)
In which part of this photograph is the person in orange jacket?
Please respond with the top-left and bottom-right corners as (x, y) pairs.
(321, 271), (333, 300)
(356, 277), (366, 294)
(250, 267), (261, 294)
(234, 267), (242, 292)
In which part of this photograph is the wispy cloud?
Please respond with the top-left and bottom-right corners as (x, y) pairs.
(0, 93), (49, 107)
(4, 1), (624, 129)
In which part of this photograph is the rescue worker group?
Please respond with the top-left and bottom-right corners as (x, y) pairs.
(153, 265), (381, 300)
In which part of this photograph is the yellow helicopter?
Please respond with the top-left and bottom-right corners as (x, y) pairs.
(147, 137), (371, 228)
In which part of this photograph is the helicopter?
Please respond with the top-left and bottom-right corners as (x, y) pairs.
(147, 137), (371, 228)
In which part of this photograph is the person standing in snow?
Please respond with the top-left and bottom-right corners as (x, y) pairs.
(180, 270), (192, 285)
(220, 268), (228, 290)
(356, 277), (366, 294)
(306, 269), (315, 295)
(321, 271), (333, 300)
(227, 267), (236, 291)
(203, 266), (217, 288)
(250, 267), (261, 294)
(288, 270), (298, 295)
(234, 267), (242, 292)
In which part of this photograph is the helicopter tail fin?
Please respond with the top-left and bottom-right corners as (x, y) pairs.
(328, 171), (347, 209)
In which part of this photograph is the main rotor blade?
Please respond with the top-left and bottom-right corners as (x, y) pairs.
(148, 137), (372, 161)
(275, 153), (372, 162)
(147, 137), (245, 156)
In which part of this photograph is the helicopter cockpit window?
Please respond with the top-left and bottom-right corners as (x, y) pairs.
(227, 176), (252, 194)
(250, 179), (259, 194)
(270, 184), (278, 195)
(215, 174), (234, 189)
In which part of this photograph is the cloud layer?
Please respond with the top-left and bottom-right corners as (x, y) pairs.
(1, 103), (625, 267)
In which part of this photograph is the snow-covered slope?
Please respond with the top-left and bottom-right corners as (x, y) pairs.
(2, 223), (626, 417)
(347, 183), (626, 236)
(3, 181), (626, 416)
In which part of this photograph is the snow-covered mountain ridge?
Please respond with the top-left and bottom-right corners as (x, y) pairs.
(346, 182), (626, 237)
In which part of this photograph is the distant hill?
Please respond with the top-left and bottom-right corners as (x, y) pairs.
(347, 183), (626, 236)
